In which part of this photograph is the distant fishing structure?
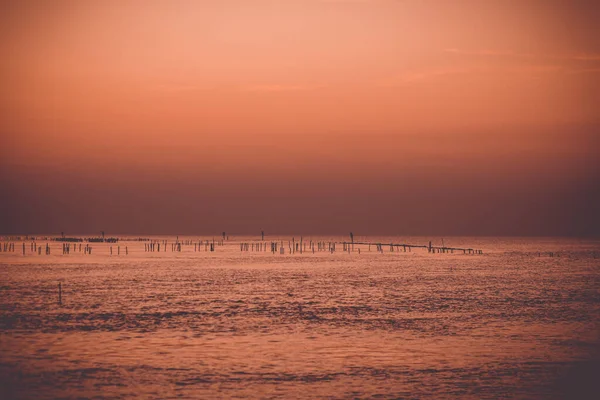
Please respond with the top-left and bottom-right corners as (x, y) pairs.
(0, 232), (497, 257)
(240, 234), (484, 255)
(55, 231), (118, 243)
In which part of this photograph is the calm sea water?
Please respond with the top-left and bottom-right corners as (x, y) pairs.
(1, 236), (599, 399)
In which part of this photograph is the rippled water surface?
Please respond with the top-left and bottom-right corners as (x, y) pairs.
(1, 236), (599, 399)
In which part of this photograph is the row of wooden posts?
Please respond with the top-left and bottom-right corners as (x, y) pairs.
(3, 239), (485, 256)
(144, 239), (224, 253)
(1, 242), (15, 252)
(235, 239), (484, 255)
(19, 242), (51, 255)
(61, 243), (95, 255)
(240, 239), (342, 254)
(109, 246), (128, 255)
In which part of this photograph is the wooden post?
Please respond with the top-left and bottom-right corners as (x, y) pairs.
(58, 282), (62, 305)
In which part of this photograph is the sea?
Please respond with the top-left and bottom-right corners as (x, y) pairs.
(1, 236), (599, 399)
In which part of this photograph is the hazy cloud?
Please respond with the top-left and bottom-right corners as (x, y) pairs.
(241, 84), (322, 92)
(444, 48), (600, 62)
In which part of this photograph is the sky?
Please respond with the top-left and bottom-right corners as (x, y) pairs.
(1, 0), (599, 236)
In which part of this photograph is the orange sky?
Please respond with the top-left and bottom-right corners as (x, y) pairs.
(1, 0), (599, 235)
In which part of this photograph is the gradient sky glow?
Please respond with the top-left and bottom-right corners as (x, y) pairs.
(1, 0), (599, 235)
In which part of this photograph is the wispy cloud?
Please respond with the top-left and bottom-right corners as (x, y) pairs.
(440, 48), (600, 76)
(443, 48), (532, 58)
(242, 84), (322, 92)
(567, 68), (600, 75)
(443, 47), (533, 57)
(443, 48), (600, 62)
(153, 83), (204, 93)
(380, 63), (579, 87)
(385, 67), (469, 85)
(151, 83), (325, 94)
(571, 54), (600, 61)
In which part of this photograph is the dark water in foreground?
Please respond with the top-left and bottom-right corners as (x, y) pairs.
(1, 236), (599, 399)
